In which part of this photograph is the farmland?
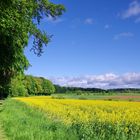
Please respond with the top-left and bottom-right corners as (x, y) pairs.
(51, 92), (140, 101)
(0, 95), (140, 140)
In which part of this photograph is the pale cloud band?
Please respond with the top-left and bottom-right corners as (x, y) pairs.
(49, 73), (140, 89)
(46, 15), (64, 23)
(121, 1), (140, 19)
(114, 32), (134, 40)
(84, 18), (94, 24)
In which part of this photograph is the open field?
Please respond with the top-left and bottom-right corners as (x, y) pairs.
(51, 93), (140, 101)
(16, 96), (140, 139)
(0, 96), (140, 140)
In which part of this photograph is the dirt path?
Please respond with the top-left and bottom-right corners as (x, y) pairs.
(0, 101), (7, 140)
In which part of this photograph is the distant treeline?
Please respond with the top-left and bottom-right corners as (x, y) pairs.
(108, 88), (140, 93)
(9, 75), (55, 97)
(54, 85), (106, 93)
(54, 85), (140, 94)
(7, 76), (140, 97)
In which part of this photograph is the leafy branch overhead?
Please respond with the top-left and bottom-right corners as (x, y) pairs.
(0, 0), (65, 55)
(0, 0), (65, 98)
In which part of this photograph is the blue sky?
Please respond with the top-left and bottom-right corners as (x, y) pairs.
(25, 0), (140, 88)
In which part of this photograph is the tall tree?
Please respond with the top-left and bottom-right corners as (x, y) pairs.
(0, 0), (65, 98)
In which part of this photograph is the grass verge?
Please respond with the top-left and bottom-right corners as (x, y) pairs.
(0, 125), (7, 140)
(0, 99), (78, 140)
(0, 100), (7, 140)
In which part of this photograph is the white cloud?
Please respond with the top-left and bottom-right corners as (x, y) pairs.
(46, 15), (64, 23)
(114, 32), (134, 40)
(84, 18), (94, 25)
(49, 73), (140, 89)
(121, 1), (140, 19)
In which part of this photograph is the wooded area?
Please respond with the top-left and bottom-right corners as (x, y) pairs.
(0, 0), (65, 98)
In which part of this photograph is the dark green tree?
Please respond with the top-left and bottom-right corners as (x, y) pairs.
(0, 0), (65, 98)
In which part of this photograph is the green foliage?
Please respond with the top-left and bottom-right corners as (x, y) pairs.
(76, 90), (83, 95)
(9, 75), (28, 97)
(54, 85), (107, 94)
(34, 77), (43, 95)
(24, 75), (55, 96)
(4, 75), (55, 97)
(42, 79), (55, 95)
(0, 0), (65, 98)
(24, 75), (36, 95)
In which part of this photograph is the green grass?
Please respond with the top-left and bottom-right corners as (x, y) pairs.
(0, 100), (7, 140)
(51, 92), (140, 101)
(0, 99), (79, 140)
(0, 125), (7, 140)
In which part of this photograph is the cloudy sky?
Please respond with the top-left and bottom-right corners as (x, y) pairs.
(25, 0), (140, 89)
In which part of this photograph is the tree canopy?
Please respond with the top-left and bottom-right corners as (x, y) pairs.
(0, 0), (65, 98)
(10, 75), (55, 97)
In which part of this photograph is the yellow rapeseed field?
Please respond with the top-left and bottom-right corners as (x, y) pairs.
(15, 96), (140, 127)
(14, 96), (140, 139)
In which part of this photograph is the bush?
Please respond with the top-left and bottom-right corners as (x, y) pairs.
(76, 90), (83, 95)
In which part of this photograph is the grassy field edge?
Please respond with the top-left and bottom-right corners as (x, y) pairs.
(0, 100), (7, 140)
(0, 125), (7, 140)
(0, 98), (79, 140)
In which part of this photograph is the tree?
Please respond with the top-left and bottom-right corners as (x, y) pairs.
(10, 74), (28, 97)
(24, 75), (55, 96)
(34, 77), (43, 95)
(42, 79), (55, 95)
(0, 0), (65, 98)
(24, 75), (36, 95)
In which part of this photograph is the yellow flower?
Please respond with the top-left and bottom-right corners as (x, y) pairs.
(14, 96), (140, 130)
